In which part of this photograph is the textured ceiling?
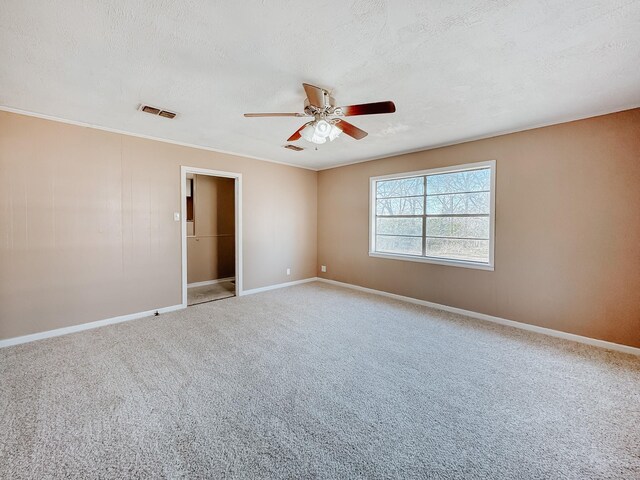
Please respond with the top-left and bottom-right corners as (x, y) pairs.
(1, 1), (639, 170)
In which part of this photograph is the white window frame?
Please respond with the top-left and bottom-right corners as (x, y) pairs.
(369, 160), (496, 271)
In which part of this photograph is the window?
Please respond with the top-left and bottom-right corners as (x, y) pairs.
(369, 160), (495, 270)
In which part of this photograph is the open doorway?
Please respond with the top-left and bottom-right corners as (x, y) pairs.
(181, 167), (242, 307)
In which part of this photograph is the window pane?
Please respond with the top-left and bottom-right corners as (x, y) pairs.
(376, 177), (424, 198)
(426, 216), (489, 239)
(426, 192), (489, 215)
(377, 217), (422, 236)
(376, 197), (424, 216)
(426, 238), (489, 262)
(376, 235), (422, 256)
(427, 168), (490, 195)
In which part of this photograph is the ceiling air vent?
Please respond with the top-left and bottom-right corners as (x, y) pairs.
(141, 105), (160, 115)
(139, 104), (177, 119)
(284, 144), (304, 151)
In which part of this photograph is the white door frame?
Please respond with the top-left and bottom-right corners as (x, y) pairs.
(181, 166), (243, 307)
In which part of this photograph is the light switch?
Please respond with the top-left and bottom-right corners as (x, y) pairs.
(174, 212), (180, 221)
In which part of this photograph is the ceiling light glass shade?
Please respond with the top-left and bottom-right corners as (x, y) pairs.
(300, 120), (342, 145)
(300, 123), (326, 144)
(300, 124), (315, 141)
(314, 120), (332, 138)
(328, 124), (342, 141)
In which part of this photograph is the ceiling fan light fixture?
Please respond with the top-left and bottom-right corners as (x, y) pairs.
(300, 120), (341, 144)
(301, 122), (327, 144)
(314, 120), (331, 138)
(244, 83), (395, 144)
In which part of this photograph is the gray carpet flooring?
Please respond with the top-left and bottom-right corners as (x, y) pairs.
(1, 282), (639, 479)
(187, 281), (235, 306)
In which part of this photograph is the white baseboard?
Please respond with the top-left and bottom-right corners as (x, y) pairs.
(0, 304), (185, 349)
(5, 277), (636, 356)
(241, 277), (319, 296)
(1, 274), (315, 346)
(188, 277), (235, 288)
(316, 278), (640, 356)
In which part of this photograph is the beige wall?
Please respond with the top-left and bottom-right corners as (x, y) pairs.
(0, 111), (317, 339)
(187, 175), (235, 284)
(318, 109), (640, 348)
(2, 109), (638, 347)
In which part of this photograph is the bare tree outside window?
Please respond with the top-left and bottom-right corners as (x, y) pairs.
(371, 163), (494, 267)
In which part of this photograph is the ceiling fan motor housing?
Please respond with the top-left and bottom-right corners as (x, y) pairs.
(304, 94), (336, 115)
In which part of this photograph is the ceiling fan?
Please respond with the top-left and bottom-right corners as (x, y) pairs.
(244, 83), (396, 145)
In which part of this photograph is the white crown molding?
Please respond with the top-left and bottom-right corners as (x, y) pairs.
(0, 105), (318, 172)
(0, 304), (184, 349)
(316, 278), (640, 356)
(3, 104), (638, 173)
(316, 104), (640, 171)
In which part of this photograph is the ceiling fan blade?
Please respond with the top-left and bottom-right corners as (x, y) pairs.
(335, 119), (368, 140)
(244, 112), (308, 117)
(287, 122), (311, 142)
(303, 83), (328, 108)
(337, 101), (396, 116)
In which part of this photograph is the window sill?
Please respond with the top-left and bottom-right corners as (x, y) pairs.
(368, 251), (494, 271)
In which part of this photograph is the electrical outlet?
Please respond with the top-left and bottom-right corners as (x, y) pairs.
(286, 268), (291, 276)
(321, 265), (327, 273)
